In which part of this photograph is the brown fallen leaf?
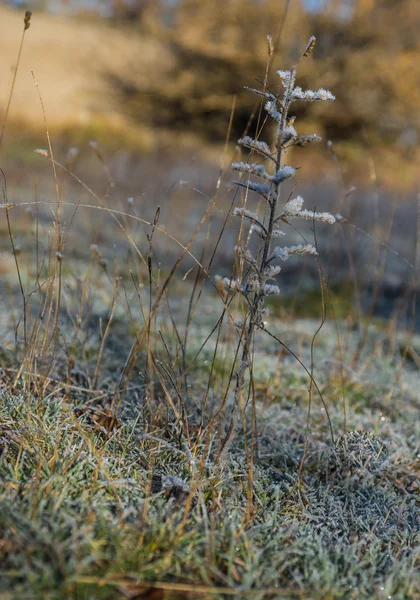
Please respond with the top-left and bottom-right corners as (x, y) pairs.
(92, 408), (121, 436)
(74, 406), (121, 437)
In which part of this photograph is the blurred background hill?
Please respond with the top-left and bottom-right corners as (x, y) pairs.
(1, 0), (419, 326)
(1, 0), (420, 184)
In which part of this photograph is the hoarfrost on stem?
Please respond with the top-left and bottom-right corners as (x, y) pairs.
(216, 36), (337, 459)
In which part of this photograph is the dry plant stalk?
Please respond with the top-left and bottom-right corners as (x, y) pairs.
(218, 37), (336, 458)
(0, 11), (32, 150)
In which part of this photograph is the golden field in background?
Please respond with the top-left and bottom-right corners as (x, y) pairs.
(1, 2), (420, 188)
(0, 5), (166, 150)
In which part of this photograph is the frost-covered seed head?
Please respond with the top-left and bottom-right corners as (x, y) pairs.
(303, 36), (316, 58)
(267, 35), (274, 58)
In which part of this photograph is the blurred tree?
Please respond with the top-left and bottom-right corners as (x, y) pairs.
(107, 0), (308, 141)
(302, 0), (420, 149)
(106, 0), (420, 154)
(111, 0), (154, 21)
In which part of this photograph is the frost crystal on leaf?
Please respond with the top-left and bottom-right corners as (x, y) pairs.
(277, 125), (298, 145)
(232, 162), (269, 180)
(272, 228), (286, 237)
(261, 284), (280, 296)
(238, 136), (273, 160)
(221, 277), (244, 293)
(317, 88), (336, 101)
(282, 197), (336, 224)
(250, 223), (266, 238)
(235, 246), (257, 267)
(234, 180), (271, 199)
(271, 244), (318, 262)
(247, 276), (261, 293)
(161, 475), (189, 495)
(264, 265), (281, 280)
(335, 212), (348, 223)
(276, 70), (293, 86)
(284, 195), (304, 214)
(292, 87), (335, 102)
(298, 210), (336, 224)
(265, 100), (282, 123)
(244, 86), (276, 100)
(270, 166), (296, 184)
(295, 134), (322, 147)
(232, 207), (263, 226)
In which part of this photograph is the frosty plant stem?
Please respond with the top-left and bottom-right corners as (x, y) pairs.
(217, 37), (336, 458)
